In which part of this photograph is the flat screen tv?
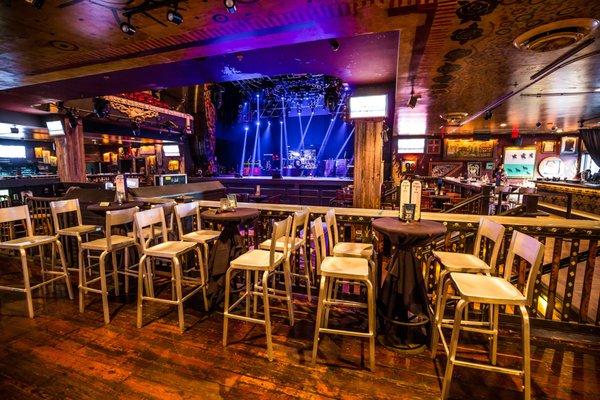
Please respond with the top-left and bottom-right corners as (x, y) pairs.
(0, 145), (26, 158)
(163, 144), (180, 157)
(46, 120), (65, 136)
(349, 95), (387, 119)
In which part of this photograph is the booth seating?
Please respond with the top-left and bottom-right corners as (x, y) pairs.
(0, 205), (74, 318)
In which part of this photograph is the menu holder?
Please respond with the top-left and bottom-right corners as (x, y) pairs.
(227, 194), (238, 210)
(398, 179), (423, 222)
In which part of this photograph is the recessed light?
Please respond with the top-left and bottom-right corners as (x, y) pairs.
(595, 88), (600, 92)
(500, 123), (507, 127)
(556, 128), (563, 133)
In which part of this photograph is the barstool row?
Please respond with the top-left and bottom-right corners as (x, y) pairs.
(0, 203), (544, 399)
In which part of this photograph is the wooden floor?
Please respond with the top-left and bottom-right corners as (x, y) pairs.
(1, 266), (599, 399)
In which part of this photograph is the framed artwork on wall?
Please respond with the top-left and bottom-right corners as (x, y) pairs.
(426, 139), (441, 154)
(541, 140), (556, 154)
(467, 162), (481, 178)
(560, 137), (578, 155)
(443, 139), (494, 160)
(485, 161), (494, 170)
(428, 162), (462, 177)
(503, 146), (536, 178)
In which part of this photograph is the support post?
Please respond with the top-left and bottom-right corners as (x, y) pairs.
(353, 120), (383, 209)
(54, 117), (86, 183)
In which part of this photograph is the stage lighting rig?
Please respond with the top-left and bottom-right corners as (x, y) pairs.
(120, 19), (136, 36)
(120, 1), (184, 34)
(224, 0), (237, 13)
(25, 0), (45, 9)
(167, 9), (183, 25)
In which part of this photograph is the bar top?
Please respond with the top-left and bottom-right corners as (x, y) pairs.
(534, 180), (600, 191)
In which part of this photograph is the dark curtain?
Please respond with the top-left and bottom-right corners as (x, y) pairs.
(580, 129), (600, 167)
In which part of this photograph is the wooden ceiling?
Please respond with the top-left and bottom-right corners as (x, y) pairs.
(1, 0), (599, 134)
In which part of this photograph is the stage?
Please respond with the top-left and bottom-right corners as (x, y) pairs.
(189, 176), (353, 206)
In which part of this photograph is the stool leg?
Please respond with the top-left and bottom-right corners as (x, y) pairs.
(366, 278), (375, 371)
(283, 258), (295, 326)
(111, 251), (119, 296)
(172, 257), (185, 333)
(245, 269), (251, 317)
(520, 305), (531, 400)
(98, 251), (110, 324)
(195, 247), (209, 312)
(136, 255), (147, 328)
(78, 248), (86, 313)
(301, 244), (311, 301)
(490, 304), (499, 365)
(441, 299), (467, 400)
(311, 275), (327, 364)
(38, 245), (46, 297)
(431, 276), (452, 359)
(223, 267), (233, 347)
(262, 270), (274, 361)
(253, 270), (259, 315)
(324, 276), (334, 328)
(20, 249), (34, 318)
(124, 247), (130, 294)
(56, 240), (73, 300)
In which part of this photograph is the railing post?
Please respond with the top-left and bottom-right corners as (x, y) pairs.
(481, 185), (492, 215)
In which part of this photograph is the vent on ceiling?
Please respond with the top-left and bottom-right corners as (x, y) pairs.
(513, 18), (599, 52)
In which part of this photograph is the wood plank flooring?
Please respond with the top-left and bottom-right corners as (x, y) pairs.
(0, 263), (599, 399)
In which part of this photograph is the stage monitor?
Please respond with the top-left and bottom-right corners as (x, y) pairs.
(349, 95), (387, 119)
(46, 120), (65, 136)
(163, 144), (180, 157)
(397, 138), (425, 154)
(0, 145), (26, 158)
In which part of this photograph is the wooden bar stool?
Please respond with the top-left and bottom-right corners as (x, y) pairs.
(135, 207), (208, 333)
(432, 217), (505, 325)
(223, 216), (293, 362)
(259, 209), (311, 300)
(432, 231), (544, 400)
(50, 199), (101, 274)
(174, 201), (221, 272)
(128, 201), (176, 243)
(79, 207), (140, 324)
(0, 205), (74, 318)
(325, 209), (374, 261)
(311, 216), (376, 371)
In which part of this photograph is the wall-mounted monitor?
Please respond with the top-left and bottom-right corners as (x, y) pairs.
(349, 95), (388, 119)
(0, 145), (26, 158)
(46, 120), (65, 136)
(397, 138), (425, 154)
(163, 144), (180, 157)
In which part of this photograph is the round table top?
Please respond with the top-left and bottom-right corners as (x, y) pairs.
(201, 207), (259, 222)
(372, 218), (446, 245)
(87, 201), (145, 213)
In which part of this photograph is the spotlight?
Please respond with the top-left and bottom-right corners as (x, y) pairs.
(279, 120), (283, 124)
(536, 121), (542, 128)
(578, 120), (585, 128)
(10, 126), (19, 134)
(244, 126), (249, 131)
(500, 123), (507, 128)
(25, 0), (45, 9)
(484, 110), (493, 120)
(551, 125), (557, 131)
(268, 121), (271, 126)
(166, 10), (183, 25)
(407, 93), (421, 108)
(131, 122), (140, 136)
(329, 39), (340, 52)
(120, 21), (136, 36)
(224, 0), (236, 13)
(93, 97), (111, 118)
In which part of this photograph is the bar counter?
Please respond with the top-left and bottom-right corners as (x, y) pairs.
(534, 180), (600, 215)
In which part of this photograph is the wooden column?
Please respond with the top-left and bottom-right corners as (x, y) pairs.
(353, 120), (383, 209)
(54, 117), (86, 183)
(186, 84), (217, 176)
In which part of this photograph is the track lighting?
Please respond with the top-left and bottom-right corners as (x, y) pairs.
(93, 97), (111, 118)
(329, 39), (340, 52)
(224, 0), (236, 13)
(579, 120), (585, 128)
(536, 121), (542, 128)
(484, 110), (493, 120)
(166, 9), (183, 25)
(66, 109), (79, 129)
(120, 20), (136, 36)
(25, 0), (45, 9)
(407, 93), (421, 108)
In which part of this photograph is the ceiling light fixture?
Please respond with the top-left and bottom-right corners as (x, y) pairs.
(25, 0), (45, 9)
(483, 110), (493, 120)
(536, 121), (542, 128)
(500, 123), (507, 127)
(329, 39), (340, 52)
(166, 9), (183, 25)
(120, 20), (136, 36)
(224, 0), (237, 13)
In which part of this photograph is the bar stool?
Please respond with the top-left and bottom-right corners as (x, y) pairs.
(50, 199), (101, 274)
(79, 207), (140, 324)
(259, 209), (311, 300)
(0, 205), (73, 318)
(223, 216), (293, 361)
(325, 209), (374, 260)
(174, 201), (221, 271)
(311, 216), (375, 371)
(128, 200), (176, 244)
(433, 231), (544, 400)
(135, 207), (208, 333)
(432, 217), (505, 325)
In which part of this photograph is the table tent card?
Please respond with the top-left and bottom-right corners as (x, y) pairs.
(398, 179), (423, 221)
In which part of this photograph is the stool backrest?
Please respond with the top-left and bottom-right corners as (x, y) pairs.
(311, 216), (328, 274)
(473, 218), (505, 274)
(503, 231), (545, 305)
(105, 207), (138, 249)
(290, 208), (309, 246)
(134, 207), (168, 251)
(174, 201), (200, 240)
(50, 199), (84, 232)
(0, 205), (33, 238)
(270, 216), (291, 266)
(324, 209), (339, 252)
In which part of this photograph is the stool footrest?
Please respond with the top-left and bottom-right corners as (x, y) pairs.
(319, 327), (373, 338)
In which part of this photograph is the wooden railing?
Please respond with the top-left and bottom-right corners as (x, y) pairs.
(196, 201), (600, 329)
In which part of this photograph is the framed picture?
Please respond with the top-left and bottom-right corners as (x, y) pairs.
(560, 137), (578, 155)
(467, 162), (481, 178)
(426, 139), (441, 154)
(485, 162), (494, 170)
(504, 146), (536, 178)
(428, 162), (462, 177)
(443, 139), (494, 160)
(541, 140), (556, 154)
